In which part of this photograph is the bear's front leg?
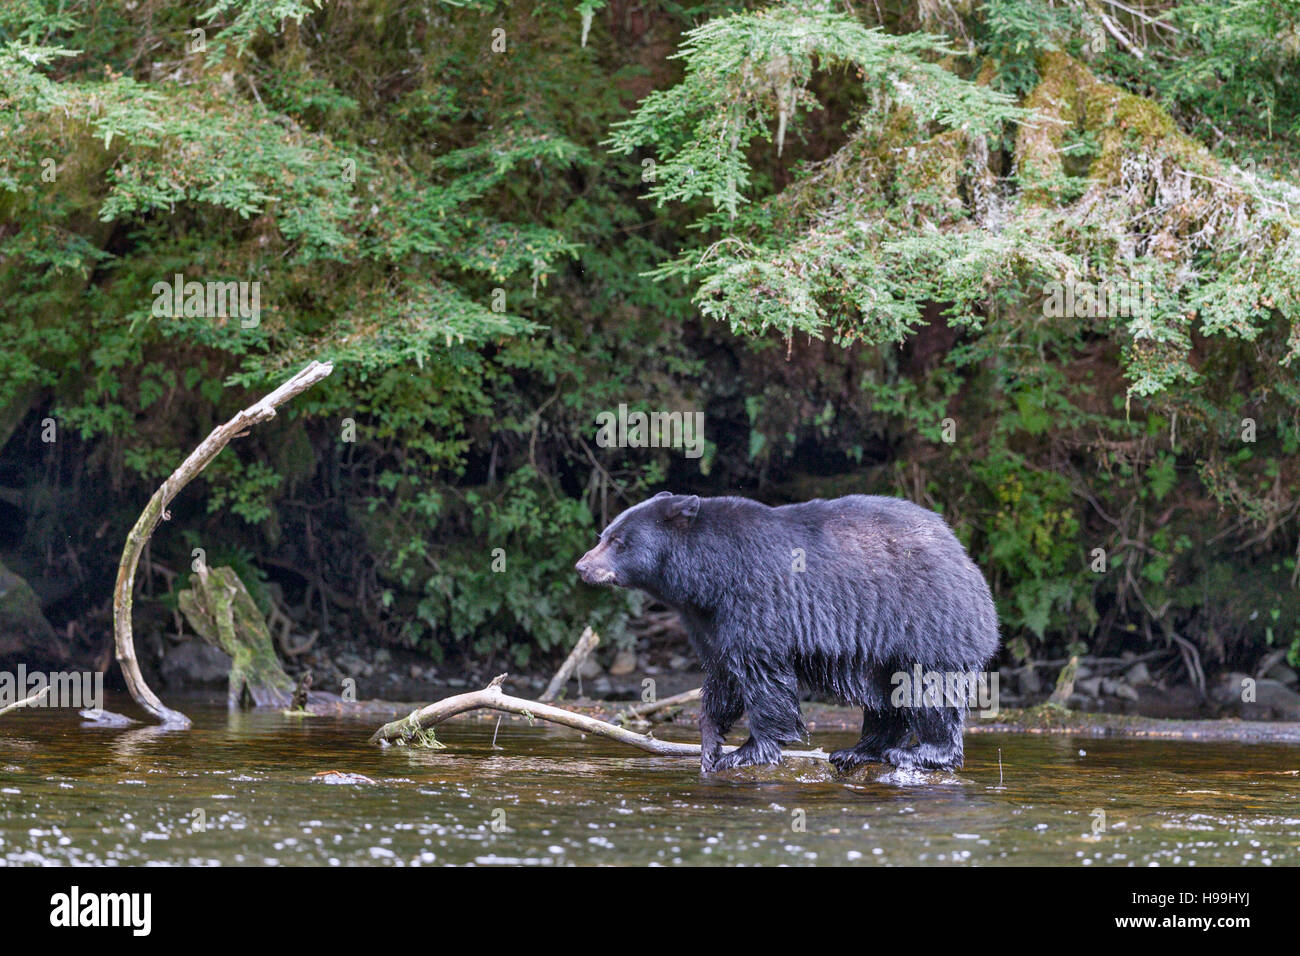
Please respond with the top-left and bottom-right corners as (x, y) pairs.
(712, 735), (784, 769)
(699, 672), (743, 773)
(699, 714), (725, 772)
(709, 670), (805, 771)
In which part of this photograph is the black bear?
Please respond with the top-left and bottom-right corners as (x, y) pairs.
(576, 492), (998, 772)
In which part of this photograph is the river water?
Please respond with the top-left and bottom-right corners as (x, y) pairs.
(2, 696), (1297, 865)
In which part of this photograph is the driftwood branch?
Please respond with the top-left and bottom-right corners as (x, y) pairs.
(619, 687), (702, 722)
(113, 360), (334, 728)
(0, 685), (51, 717)
(539, 626), (599, 702)
(369, 674), (830, 763)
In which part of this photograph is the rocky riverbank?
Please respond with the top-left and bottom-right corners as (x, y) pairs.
(114, 624), (1300, 730)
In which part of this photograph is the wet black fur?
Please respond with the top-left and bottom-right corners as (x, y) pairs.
(575, 493), (999, 773)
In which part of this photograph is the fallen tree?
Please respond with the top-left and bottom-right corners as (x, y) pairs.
(369, 673), (829, 762)
(113, 360), (334, 728)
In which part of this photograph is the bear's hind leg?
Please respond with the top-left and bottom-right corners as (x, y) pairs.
(882, 707), (966, 771)
(829, 708), (906, 774)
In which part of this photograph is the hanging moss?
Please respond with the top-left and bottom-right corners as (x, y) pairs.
(1016, 50), (1215, 206)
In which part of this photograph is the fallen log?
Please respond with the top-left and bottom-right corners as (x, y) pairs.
(369, 674), (830, 763)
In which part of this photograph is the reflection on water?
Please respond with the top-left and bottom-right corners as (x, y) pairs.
(2, 696), (1297, 865)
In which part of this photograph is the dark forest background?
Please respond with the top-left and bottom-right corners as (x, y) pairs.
(3, 0), (1300, 695)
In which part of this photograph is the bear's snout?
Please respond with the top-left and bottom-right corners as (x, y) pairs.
(576, 542), (618, 586)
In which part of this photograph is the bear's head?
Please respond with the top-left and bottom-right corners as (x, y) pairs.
(575, 491), (700, 593)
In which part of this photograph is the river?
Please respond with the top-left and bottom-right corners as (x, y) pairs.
(2, 696), (1297, 865)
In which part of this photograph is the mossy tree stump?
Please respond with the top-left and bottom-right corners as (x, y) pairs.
(1046, 655), (1080, 710)
(178, 565), (294, 709)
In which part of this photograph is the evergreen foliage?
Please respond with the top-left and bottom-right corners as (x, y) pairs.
(2, 0), (1299, 674)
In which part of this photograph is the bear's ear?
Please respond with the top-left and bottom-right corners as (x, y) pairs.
(653, 491), (673, 499)
(663, 494), (699, 527)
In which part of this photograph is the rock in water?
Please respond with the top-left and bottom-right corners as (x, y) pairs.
(312, 771), (376, 785)
(79, 708), (138, 727)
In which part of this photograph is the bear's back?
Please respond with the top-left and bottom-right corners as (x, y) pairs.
(750, 495), (980, 602)
(766, 494), (997, 670)
(771, 494), (953, 548)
